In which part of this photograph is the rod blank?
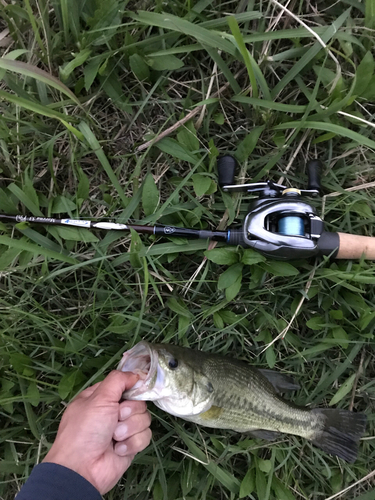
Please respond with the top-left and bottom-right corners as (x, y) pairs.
(0, 214), (228, 242)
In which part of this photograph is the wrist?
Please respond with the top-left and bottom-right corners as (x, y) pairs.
(43, 446), (98, 491)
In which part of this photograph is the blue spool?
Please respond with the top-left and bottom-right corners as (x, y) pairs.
(278, 216), (305, 236)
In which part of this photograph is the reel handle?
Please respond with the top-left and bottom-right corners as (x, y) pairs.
(217, 155), (238, 187)
(306, 159), (322, 192)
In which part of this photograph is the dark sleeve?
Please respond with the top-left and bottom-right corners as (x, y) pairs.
(15, 462), (102, 500)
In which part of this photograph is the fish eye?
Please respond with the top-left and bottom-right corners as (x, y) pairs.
(168, 358), (179, 370)
(206, 382), (214, 393)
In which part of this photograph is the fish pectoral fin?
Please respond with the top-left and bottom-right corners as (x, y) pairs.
(199, 405), (224, 420)
(258, 369), (300, 394)
(247, 429), (281, 441)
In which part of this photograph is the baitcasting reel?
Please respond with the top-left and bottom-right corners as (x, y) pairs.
(217, 156), (337, 260)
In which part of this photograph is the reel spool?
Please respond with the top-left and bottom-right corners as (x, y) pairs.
(277, 188), (306, 237)
(278, 216), (305, 236)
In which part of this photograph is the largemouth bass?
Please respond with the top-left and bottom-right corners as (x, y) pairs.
(117, 341), (366, 462)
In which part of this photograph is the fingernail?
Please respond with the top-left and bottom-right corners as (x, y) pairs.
(121, 407), (132, 419)
(116, 444), (127, 456)
(114, 423), (128, 441)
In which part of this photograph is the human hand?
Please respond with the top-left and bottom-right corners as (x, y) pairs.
(43, 371), (152, 494)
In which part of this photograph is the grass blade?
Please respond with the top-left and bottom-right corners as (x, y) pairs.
(78, 122), (129, 208)
(232, 95), (306, 113)
(0, 89), (78, 122)
(7, 183), (43, 217)
(329, 373), (356, 406)
(228, 16), (258, 98)
(175, 425), (240, 494)
(365, 0), (375, 28)
(204, 47), (242, 94)
(0, 58), (80, 104)
(0, 235), (77, 264)
(274, 120), (375, 150)
(24, 0), (45, 58)
(271, 9), (350, 98)
(128, 11), (237, 56)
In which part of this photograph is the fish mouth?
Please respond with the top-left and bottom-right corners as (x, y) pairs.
(117, 341), (161, 400)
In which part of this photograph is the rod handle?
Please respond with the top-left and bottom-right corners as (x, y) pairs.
(336, 232), (375, 260)
(217, 155), (237, 187)
(306, 159), (322, 191)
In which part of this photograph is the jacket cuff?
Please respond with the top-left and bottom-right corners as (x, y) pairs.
(16, 462), (102, 500)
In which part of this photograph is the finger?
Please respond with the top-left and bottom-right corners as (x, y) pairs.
(91, 371), (139, 403)
(77, 382), (102, 399)
(114, 428), (152, 457)
(113, 411), (151, 441)
(70, 382), (102, 403)
(118, 400), (147, 421)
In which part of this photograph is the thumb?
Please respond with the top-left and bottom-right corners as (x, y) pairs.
(92, 371), (139, 403)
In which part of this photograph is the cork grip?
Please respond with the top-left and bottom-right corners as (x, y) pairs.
(336, 232), (375, 260)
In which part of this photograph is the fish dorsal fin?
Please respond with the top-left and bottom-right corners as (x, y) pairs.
(258, 369), (300, 394)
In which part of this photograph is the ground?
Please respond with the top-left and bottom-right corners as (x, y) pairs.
(0, 1), (374, 499)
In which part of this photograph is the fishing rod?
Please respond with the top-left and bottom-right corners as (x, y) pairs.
(1, 156), (375, 261)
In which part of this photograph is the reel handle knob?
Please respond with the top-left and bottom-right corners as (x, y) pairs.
(307, 159), (322, 192)
(217, 155), (237, 187)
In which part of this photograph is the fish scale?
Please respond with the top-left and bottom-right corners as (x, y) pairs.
(194, 357), (321, 438)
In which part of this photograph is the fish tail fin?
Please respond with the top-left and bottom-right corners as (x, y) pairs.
(311, 409), (367, 463)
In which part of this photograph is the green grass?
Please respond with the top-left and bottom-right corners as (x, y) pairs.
(0, 1), (375, 499)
